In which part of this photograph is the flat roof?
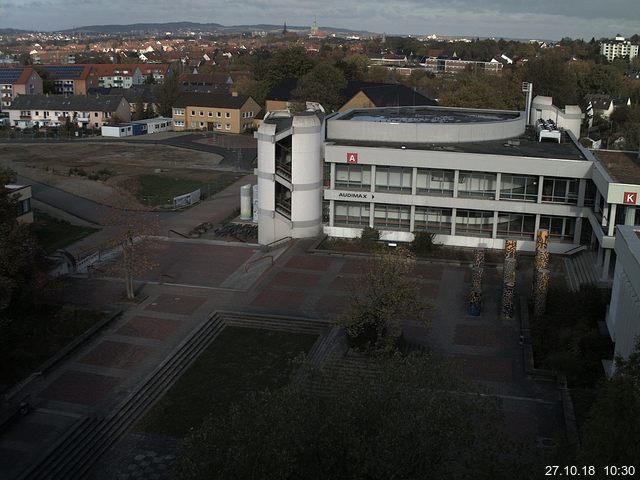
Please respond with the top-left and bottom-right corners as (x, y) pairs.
(328, 129), (586, 161)
(338, 106), (520, 124)
(592, 150), (640, 184)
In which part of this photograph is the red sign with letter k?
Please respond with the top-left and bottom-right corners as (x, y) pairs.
(624, 192), (637, 205)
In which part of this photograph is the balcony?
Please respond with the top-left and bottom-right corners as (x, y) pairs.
(275, 162), (292, 182)
(275, 199), (291, 220)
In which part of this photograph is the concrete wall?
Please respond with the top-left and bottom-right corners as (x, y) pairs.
(607, 225), (640, 370)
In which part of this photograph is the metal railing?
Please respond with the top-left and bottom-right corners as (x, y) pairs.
(244, 255), (274, 272)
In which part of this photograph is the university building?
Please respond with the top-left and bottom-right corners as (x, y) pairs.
(256, 97), (640, 283)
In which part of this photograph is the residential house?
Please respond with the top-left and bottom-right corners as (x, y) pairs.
(0, 67), (43, 111)
(92, 64), (145, 89)
(600, 35), (639, 62)
(172, 92), (259, 133)
(5, 184), (33, 223)
(419, 54), (503, 75)
(137, 64), (171, 84)
(265, 79), (436, 113)
(39, 65), (98, 95)
(8, 94), (131, 129)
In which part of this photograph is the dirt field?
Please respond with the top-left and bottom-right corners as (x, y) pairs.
(0, 143), (225, 208)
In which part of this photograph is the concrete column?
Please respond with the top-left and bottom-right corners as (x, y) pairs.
(595, 190), (601, 213)
(534, 214), (541, 237)
(574, 217), (583, 244)
(329, 162), (335, 189)
(608, 204), (617, 236)
(495, 172), (501, 200)
(370, 165), (376, 193)
(329, 200), (334, 227)
(411, 167), (417, 196)
(602, 248), (612, 281)
(577, 179), (586, 207)
(625, 206), (636, 225)
(602, 202), (609, 227)
(451, 208), (457, 236)
(410, 205), (416, 232)
(453, 170), (460, 198)
(537, 175), (544, 203)
(369, 202), (374, 227)
(492, 211), (499, 239)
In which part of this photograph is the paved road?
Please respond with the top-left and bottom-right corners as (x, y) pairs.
(18, 175), (175, 225)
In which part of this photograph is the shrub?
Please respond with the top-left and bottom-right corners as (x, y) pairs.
(358, 226), (380, 250)
(411, 231), (439, 255)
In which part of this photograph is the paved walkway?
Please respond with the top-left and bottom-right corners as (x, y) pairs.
(0, 235), (567, 479)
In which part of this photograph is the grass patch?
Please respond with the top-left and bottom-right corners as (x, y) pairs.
(127, 172), (237, 207)
(135, 326), (318, 438)
(0, 305), (106, 390)
(32, 210), (99, 253)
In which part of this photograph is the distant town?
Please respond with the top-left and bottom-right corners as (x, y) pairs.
(1, 17), (639, 480)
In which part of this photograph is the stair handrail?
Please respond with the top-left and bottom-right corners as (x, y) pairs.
(563, 244), (586, 256)
(167, 229), (189, 239)
(244, 255), (273, 272)
(262, 236), (292, 252)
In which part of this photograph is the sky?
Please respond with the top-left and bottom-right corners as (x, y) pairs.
(1, 0), (639, 41)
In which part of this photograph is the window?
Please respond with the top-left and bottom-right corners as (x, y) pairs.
(199, 111), (204, 116)
(458, 171), (496, 199)
(416, 168), (454, 196)
(542, 177), (578, 204)
(17, 198), (31, 216)
(191, 110), (196, 116)
(174, 120), (185, 127)
(374, 204), (411, 230)
(455, 209), (493, 237)
(500, 174), (538, 202)
(496, 213), (536, 239)
(225, 123), (231, 130)
(375, 167), (412, 193)
(216, 112), (221, 118)
(199, 122), (204, 128)
(334, 201), (370, 226)
(94, 112), (98, 117)
(173, 108), (185, 116)
(191, 122), (196, 128)
(414, 207), (452, 233)
(539, 216), (575, 242)
(335, 165), (371, 190)
(225, 112), (230, 118)
(208, 112), (213, 117)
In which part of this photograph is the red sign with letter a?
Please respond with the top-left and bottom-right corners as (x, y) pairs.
(346, 152), (358, 164)
(624, 192), (637, 205)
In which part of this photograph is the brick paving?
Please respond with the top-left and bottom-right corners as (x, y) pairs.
(0, 231), (568, 478)
(116, 316), (183, 341)
(39, 370), (124, 406)
(78, 341), (156, 370)
(144, 294), (207, 316)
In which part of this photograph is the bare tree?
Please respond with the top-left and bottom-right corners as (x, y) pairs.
(99, 197), (160, 300)
(338, 247), (429, 352)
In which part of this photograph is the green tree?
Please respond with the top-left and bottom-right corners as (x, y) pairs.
(173, 353), (539, 480)
(439, 71), (523, 110)
(578, 339), (640, 465)
(292, 62), (347, 112)
(0, 168), (43, 312)
(133, 96), (146, 121)
(338, 247), (428, 352)
(254, 47), (315, 90)
(524, 52), (578, 107)
(335, 54), (370, 82)
(153, 71), (180, 118)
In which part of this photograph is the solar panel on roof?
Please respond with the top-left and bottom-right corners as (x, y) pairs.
(0, 69), (23, 83)
(42, 66), (85, 79)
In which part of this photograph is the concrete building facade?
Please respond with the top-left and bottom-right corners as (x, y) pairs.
(256, 102), (640, 284)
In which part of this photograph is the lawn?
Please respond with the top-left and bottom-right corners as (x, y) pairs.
(0, 306), (106, 391)
(31, 210), (99, 253)
(127, 172), (237, 207)
(135, 326), (319, 438)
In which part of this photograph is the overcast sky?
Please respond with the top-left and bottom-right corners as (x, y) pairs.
(1, 0), (639, 40)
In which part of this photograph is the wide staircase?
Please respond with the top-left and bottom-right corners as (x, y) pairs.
(563, 251), (599, 292)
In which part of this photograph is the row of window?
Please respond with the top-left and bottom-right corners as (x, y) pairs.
(333, 165), (580, 204)
(332, 201), (576, 241)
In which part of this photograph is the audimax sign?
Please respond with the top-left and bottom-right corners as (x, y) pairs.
(337, 192), (371, 199)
